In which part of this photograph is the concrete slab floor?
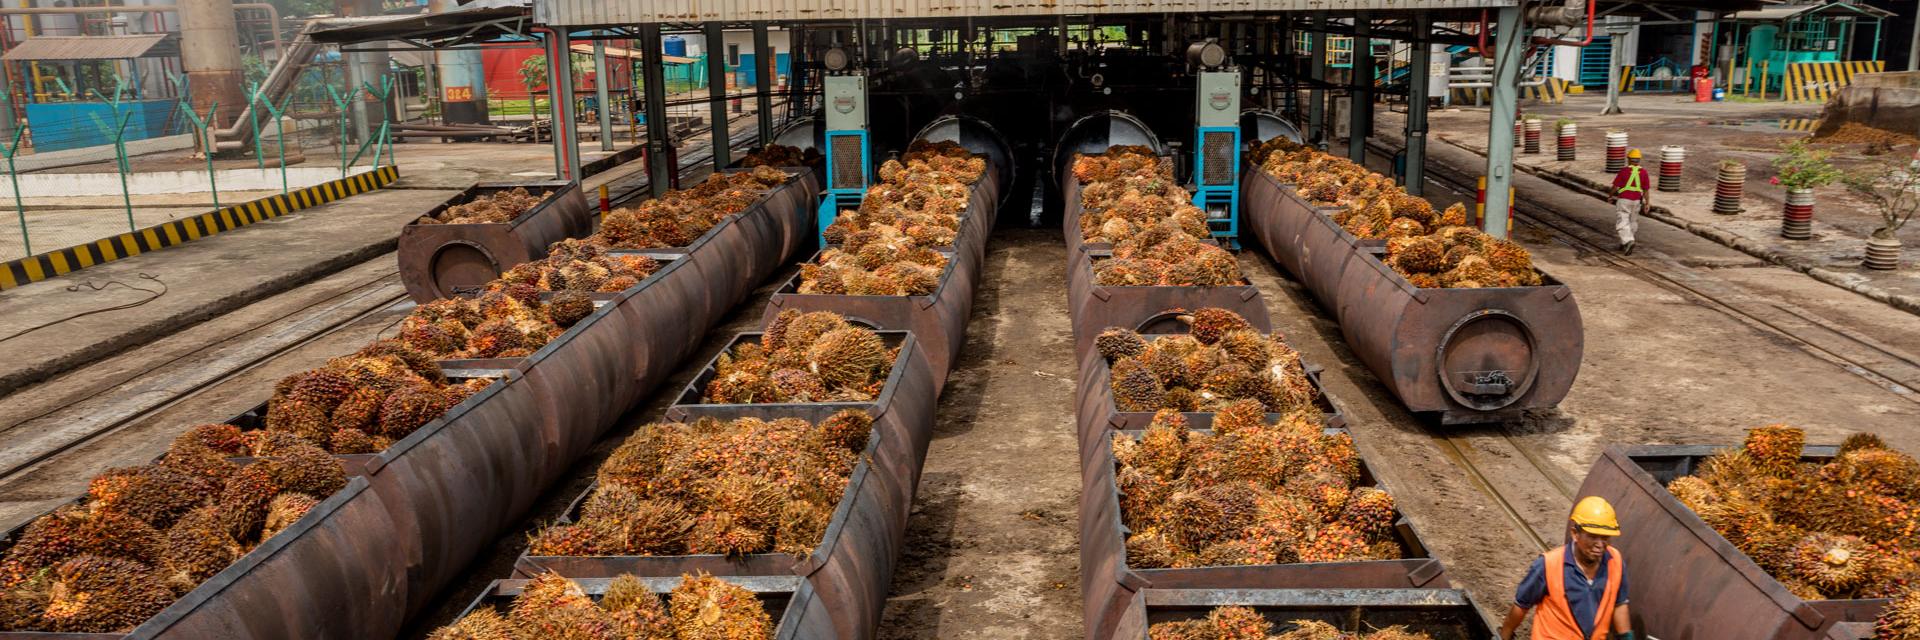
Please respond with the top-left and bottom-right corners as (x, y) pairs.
(1406, 93), (1920, 307)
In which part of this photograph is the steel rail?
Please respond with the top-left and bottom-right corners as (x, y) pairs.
(0, 275), (407, 484)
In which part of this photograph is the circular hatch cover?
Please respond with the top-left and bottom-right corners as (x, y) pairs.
(1437, 309), (1540, 411)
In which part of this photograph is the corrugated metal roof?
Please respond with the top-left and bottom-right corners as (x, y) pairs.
(533, 0), (1517, 28)
(2, 34), (177, 61)
(309, 1), (530, 45)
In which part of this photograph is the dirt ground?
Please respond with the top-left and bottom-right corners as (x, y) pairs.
(878, 229), (1084, 639)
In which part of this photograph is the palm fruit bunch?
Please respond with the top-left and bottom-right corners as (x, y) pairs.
(896, 139), (987, 182)
(1256, 139), (1378, 206)
(1880, 584), (1920, 639)
(1092, 223), (1242, 287)
(1114, 407), (1398, 570)
(263, 340), (494, 453)
(1269, 619), (1436, 640)
(1148, 608), (1436, 640)
(825, 143), (979, 247)
(1072, 147), (1210, 246)
(0, 426), (345, 633)
(416, 187), (549, 225)
(736, 143), (819, 168)
(491, 238), (660, 295)
(588, 168), (791, 249)
(1664, 424), (1920, 602)
(699, 311), (895, 404)
(1381, 222), (1540, 289)
(526, 410), (871, 559)
(800, 208), (951, 296)
(397, 287), (581, 360)
(429, 571), (772, 640)
(1096, 310), (1319, 416)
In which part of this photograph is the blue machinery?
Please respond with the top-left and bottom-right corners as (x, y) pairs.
(1191, 67), (1243, 245)
(818, 74), (871, 244)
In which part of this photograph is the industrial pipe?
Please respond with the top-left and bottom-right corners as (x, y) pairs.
(1528, 0), (1596, 47)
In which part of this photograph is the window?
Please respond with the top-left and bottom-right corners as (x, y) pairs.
(727, 44), (741, 66)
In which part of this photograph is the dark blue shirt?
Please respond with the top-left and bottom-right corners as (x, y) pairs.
(1514, 548), (1629, 638)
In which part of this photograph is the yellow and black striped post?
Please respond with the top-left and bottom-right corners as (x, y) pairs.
(1784, 60), (1885, 102)
(1, 165), (400, 291)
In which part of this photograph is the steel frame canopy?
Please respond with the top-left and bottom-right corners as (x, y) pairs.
(308, 0), (536, 48)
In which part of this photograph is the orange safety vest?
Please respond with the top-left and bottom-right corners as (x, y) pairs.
(1533, 545), (1624, 640)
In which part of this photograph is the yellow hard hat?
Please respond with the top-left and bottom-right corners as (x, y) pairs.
(1626, 148), (1643, 159)
(1571, 496), (1621, 537)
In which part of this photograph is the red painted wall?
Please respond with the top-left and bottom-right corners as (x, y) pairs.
(482, 42), (632, 100)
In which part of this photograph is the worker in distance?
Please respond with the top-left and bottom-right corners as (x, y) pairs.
(1610, 149), (1651, 256)
(1499, 496), (1635, 640)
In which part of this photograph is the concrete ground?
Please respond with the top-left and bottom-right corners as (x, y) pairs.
(1409, 93), (1920, 312)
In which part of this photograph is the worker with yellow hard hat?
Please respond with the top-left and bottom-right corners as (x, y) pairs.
(1609, 149), (1650, 255)
(1499, 496), (1635, 640)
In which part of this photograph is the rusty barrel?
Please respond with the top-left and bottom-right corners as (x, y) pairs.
(0, 173), (823, 639)
(1076, 423), (1449, 640)
(1242, 169), (1584, 424)
(1576, 445), (1886, 640)
(516, 331), (937, 640)
(1111, 587), (1492, 639)
(455, 575), (813, 637)
(398, 181), (593, 303)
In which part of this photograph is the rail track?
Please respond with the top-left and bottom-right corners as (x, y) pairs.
(0, 273), (410, 486)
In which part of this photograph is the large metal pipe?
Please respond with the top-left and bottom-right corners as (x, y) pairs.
(178, 0), (248, 128)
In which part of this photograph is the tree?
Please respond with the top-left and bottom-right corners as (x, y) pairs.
(520, 54), (547, 120)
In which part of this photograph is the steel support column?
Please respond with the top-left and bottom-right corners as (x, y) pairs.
(546, 30), (582, 181)
(1309, 12), (1327, 147)
(706, 22), (730, 169)
(1348, 13), (1372, 164)
(1405, 13), (1431, 196)
(640, 23), (674, 197)
(1483, 6), (1524, 240)
(594, 36), (613, 152)
(1602, 23), (1627, 115)
(754, 23), (774, 143)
